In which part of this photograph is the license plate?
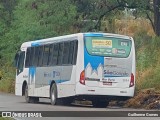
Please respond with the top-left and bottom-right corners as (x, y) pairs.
(102, 78), (115, 82)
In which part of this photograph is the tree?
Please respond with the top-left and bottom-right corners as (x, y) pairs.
(73, 0), (160, 36)
(0, 0), (17, 35)
(12, 0), (77, 41)
(0, 0), (77, 63)
(0, 0), (17, 62)
(153, 0), (160, 36)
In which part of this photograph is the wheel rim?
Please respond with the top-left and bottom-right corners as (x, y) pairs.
(51, 88), (55, 101)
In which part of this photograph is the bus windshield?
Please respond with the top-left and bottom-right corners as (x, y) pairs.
(85, 36), (132, 58)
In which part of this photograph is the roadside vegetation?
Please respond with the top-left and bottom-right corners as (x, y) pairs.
(0, 0), (160, 109)
(0, 117), (13, 120)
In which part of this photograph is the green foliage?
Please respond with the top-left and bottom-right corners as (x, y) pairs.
(73, 0), (154, 32)
(151, 36), (160, 48)
(134, 30), (152, 50)
(134, 30), (157, 71)
(138, 66), (160, 90)
(0, 0), (17, 35)
(12, 0), (77, 41)
(135, 35), (160, 91)
(0, 117), (13, 120)
(0, 0), (77, 65)
(0, 0), (77, 93)
(0, 64), (15, 93)
(73, 0), (123, 31)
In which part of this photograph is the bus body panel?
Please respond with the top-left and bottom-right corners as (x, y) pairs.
(15, 83), (23, 96)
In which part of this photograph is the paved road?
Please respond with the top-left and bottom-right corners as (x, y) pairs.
(0, 92), (136, 111)
(0, 93), (159, 120)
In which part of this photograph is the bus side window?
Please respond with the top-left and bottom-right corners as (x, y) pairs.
(25, 47), (31, 67)
(62, 42), (70, 64)
(57, 43), (63, 65)
(33, 46), (39, 67)
(68, 40), (78, 65)
(43, 45), (50, 66)
(68, 41), (74, 64)
(38, 46), (44, 67)
(52, 43), (59, 65)
(30, 47), (35, 66)
(48, 44), (53, 66)
(72, 40), (78, 65)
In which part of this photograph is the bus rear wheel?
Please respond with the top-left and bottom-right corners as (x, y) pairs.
(50, 83), (57, 105)
(92, 100), (109, 108)
(60, 97), (73, 106)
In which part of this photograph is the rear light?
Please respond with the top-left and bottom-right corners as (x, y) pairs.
(129, 73), (134, 87)
(80, 70), (85, 85)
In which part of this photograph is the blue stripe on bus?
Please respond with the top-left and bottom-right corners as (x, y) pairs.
(31, 42), (40, 47)
(48, 80), (69, 84)
(84, 46), (104, 70)
(55, 80), (69, 84)
(29, 67), (36, 82)
(84, 33), (103, 37)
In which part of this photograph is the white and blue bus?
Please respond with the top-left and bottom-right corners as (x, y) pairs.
(15, 32), (135, 107)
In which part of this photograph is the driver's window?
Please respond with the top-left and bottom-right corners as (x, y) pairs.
(18, 51), (25, 70)
(17, 51), (25, 75)
(14, 52), (20, 67)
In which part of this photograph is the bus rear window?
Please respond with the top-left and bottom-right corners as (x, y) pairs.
(85, 36), (132, 58)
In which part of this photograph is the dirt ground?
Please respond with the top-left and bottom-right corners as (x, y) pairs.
(109, 88), (160, 109)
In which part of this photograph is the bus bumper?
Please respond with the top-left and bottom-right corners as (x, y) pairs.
(76, 83), (135, 97)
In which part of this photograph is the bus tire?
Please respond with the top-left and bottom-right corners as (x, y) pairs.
(25, 85), (39, 103)
(50, 83), (57, 105)
(33, 97), (39, 103)
(61, 97), (73, 106)
(25, 85), (33, 103)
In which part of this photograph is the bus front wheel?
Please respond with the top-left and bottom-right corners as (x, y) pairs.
(25, 85), (32, 103)
(50, 83), (57, 105)
(25, 85), (39, 103)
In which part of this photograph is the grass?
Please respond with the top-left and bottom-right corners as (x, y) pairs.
(136, 67), (160, 91)
(0, 79), (15, 93)
(0, 117), (14, 120)
(135, 35), (160, 92)
(0, 64), (15, 93)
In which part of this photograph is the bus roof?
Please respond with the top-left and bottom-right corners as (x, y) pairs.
(21, 32), (132, 48)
